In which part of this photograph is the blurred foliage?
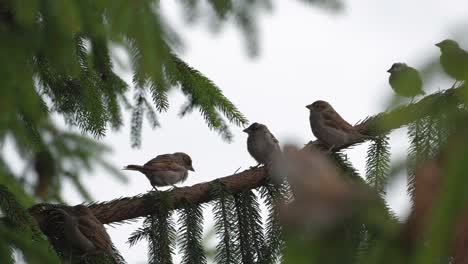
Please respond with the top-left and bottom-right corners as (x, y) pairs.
(0, 0), (339, 262)
(281, 79), (468, 264)
(177, 0), (343, 56)
(4, 1), (468, 264)
(0, 186), (60, 263)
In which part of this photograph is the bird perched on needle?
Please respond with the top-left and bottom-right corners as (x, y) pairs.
(306, 100), (374, 150)
(387, 63), (424, 98)
(435, 39), (468, 82)
(243, 122), (281, 167)
(123, 152), (194, 190)
(48, 205), (117, 262)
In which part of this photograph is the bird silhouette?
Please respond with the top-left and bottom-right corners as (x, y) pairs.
(436, 39), (468, 84)
(387, 62), (424, 98)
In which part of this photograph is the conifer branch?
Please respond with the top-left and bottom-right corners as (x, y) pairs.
(89, 167), (268, 225)
(305, 85), (464, 152)
(34, 85), (466, 225)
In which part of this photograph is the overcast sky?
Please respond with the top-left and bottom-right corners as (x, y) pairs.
(53, 0), (468, 263)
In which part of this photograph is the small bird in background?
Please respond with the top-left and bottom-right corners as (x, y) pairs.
(278, 144), (366, 229)
(436, 39), (468, 83)
(243, 122), (281, 167)
(123, 152), (194, 190)
(387, 63), (424, 98)
(306, 100), (374, 150)
(48, 205), (117, 262)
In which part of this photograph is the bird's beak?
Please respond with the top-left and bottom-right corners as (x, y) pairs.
(189, 165), (195, 172)
(305, 104), (312, 110)
(435, 42), (442, 48)
(386, 68), (392, 73)
(242, 128), (249, 133)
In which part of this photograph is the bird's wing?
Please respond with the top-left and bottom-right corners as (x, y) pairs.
(461, 49), (468, 70)
(144, 161), (185, 172)
(407, 67), (420, 79)
(404, 68), (424, 94)
(322, 110), (356, 133)
(144, 154), (174, 166)
(457, 48), (468, 60)
(78, 217), (112, 252)
(269, 132), (279, 144)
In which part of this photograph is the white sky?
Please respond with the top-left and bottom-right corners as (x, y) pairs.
(35, 0), (468, 263)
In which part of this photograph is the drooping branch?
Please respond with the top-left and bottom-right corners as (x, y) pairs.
(35, 85), (466, 225)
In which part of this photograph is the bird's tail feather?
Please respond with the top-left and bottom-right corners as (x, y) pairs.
(123, 165), (144, 171)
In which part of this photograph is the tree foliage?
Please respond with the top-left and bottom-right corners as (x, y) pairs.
(2, 0), (468, 263)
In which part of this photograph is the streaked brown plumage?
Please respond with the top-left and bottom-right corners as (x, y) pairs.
(123, 152), (194, 190)
(243, 122), (281, 166)
(49, 205), (117, 262)
(306, 100), (374, 150)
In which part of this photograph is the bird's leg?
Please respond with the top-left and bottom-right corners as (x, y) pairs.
(233, 167), (242, 174)
(170, 184), (179, 191)
(151, 185), (159, 192)
(249, 163), (261, 169)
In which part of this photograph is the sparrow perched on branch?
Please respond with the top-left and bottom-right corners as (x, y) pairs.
(435, 39), (468, 82)
(387, 63), (424, 97)
(123, 152), (194, 190)
(306, 100), (373, 150)
(48, 205), (117, 262)
(243, 122), (281, 167)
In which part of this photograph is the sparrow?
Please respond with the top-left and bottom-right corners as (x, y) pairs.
(243, 122), (281, 166)
(123, 152), (194, 190)
(306, 100), (373, 150)
(387, 63), (424, 97)
(48, 205), (117, 262)
(435, 39), (468, 82)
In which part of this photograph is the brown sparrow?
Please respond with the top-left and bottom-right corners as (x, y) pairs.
(48, 205), (117, 262)
(123, 152), (194, 190)
(306, 100), (373, 150)
(243, 122), (281, 166)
